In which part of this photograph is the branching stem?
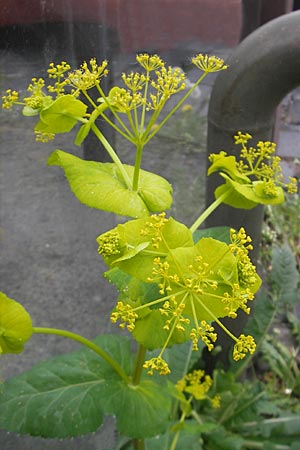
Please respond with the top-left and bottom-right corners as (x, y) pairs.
(32, 327), (130, 383)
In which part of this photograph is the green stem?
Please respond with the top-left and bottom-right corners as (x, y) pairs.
(133, 438), (146, 450)
(97, 109), (136, 144)
(193, 297), (238, 342)
(132, 141), (144, 191)
(131, 344), (147, 450)
(96, 83), (136, 140)
(90, 123), (132, 189)
(169, 397), (192, 450)
(189, 190), (232, 233)
(144, 71), (208, 144)
(140, 72), (150, 133)
(132, 344), (147, 385)
(32, 327), (130, 384)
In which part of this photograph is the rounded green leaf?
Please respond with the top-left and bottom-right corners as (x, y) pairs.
(208, 153), (250, 184)
(98, 216), (194, 280)
(48, 150), (173, 218)
(35, 95), (87, 134)
(0, 292), (32, 354)
(215, 175), (285, 209)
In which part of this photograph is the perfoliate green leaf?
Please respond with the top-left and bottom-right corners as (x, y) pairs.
(98, 216), (193, 279)
(214, 173), (284, 209)
(35, 95), (87, 134)
(22, 106), (40, 116)
(165, 238), (239, 321)
(0, 292), (32, 354)
(208, 153), (250, 184)
(22, 96), (53, 117)
(193, 226), (231, 244)
(132, 309), (192, 350)
(48, 150), (173, 217)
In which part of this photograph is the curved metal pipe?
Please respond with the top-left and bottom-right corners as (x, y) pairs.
(206, 10), (300, 261)
(204, 10), (300, 368)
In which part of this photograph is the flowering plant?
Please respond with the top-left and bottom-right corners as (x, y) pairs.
(1, 54), (298, 449)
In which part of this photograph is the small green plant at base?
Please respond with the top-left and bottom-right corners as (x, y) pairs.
(1, 53), (299, 449)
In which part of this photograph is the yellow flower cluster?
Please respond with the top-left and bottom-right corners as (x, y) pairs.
(97, 230), (122, 257)
(229, 227), (257, 287)
(151, 66), (186, 99)
(110, 301), (138, 332)
(108, 87), (144, 113)
(121, 72), (147, 92)
(140, 212), (169, 249)
(233, 334), (256, 361)
(2, 89), (19, 109)
(235, 133), (298, 195)
(47, 61), (71, 79)
(136, 54), (164, 72)
(159, 296), (190, 332)
(176, 369), (220, 407)
(222, 284), (254, 318)
(192, 54), (228, 73)
(190, 321), (217, 351)
(143, 356), (171, 376)
(67, 58), (108, 91)
(34, 130), (55, 142)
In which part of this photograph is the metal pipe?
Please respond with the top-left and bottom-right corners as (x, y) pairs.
(204, 10), (300, 367)
(206, 10), (300, 261)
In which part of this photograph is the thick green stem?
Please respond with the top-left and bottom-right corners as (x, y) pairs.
(131, 344), (147, 450)
(90, 123), (132, 189)
(96, 83), (135, 140)
(32, 327), (130, 383)
(132, 344), (147, 385)
(133, 438), (146, 450)
(189, 190), (232, 233)
(132, 141), (144, 191)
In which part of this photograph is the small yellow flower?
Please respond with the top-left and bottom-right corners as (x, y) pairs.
(122, 72), (147, 92)
(67, 58), (108, 91)
(181, 104), (193, 113)
(136, 53), (165, 71)
(192, 54), (228, 73)
(110, 301), (138, 332)
(143, 356), (170, 375)
(2, 89), (19, 109)
(34, 130), (55, 142)
(190, 321), (217, 351)
(176, 370), (212, 399)
(47, 61), (71, 79)
(233, 334), (256, 361)
(97, 230), (122, 257)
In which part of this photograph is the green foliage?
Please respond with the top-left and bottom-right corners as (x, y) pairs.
(0, 335), (172, 439)
(35, 95), (87, 134)
(48, 150), (173, 217)
(0, 292), (32, 354)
